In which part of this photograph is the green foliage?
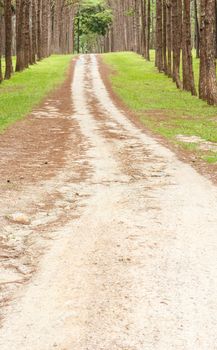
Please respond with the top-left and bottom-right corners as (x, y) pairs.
(78, 3), (112, 36)
(0, 55), (72, 132)
(75, 0), (112, 52)
(103, 51), (217, 164)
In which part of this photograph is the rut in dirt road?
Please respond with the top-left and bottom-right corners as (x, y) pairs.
(1, 54), (217, 350)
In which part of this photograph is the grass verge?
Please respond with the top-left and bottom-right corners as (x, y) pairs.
(102, 51), (217, 164)
(0, 55), (73, 132)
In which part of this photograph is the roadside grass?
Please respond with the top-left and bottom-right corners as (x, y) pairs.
(0, 55), (73, 132)
(102, 51), (217, 164)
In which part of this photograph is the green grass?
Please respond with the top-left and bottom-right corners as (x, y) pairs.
(0, 55), (73, 131)
(102, 51), (217, 163)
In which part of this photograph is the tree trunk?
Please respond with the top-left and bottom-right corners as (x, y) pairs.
(147, 0), (151, 60)
(215, 0), (217, 57)
(199, 0), (207, 100)
(194, 0), (200, 58)
(166, 1), (172, 76)
(172, 0), (182, 89)
(162, 0), (167, 73)
(156, 0), (163, 71)
(42, 0), (49, 58)
(37, 0), (42, 60)
(206, 0), (217, 105)
(141, 0), (147, 57)
(0, 14), (3, 82)
(182, 0), (197, 95)
(4, 0), (13, 79)
(31, 0), (37, 63)
(24, 0), (31, 68)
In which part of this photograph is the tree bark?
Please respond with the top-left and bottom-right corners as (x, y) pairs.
(162, 0), (167, 73)
(172, 0), (182, 89)
(31, 0), (37, 63)
(194, 0), (200, 58)
(182, 0), (197, 95)
(147, 0), (151, 60)
(206, 0), (217, 105)
(24, 0), (31, 68)
(0, 14), (3, 82)
(166, 0), (172, 76)
(156, 0), (163, 71)
(4, 0), (13, 79)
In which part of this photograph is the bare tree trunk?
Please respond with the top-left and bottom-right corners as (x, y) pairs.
(199, 0), (217, 104)
(147, 0), (151, 60)
(42, 0), (49, 58)
(37, 0), (42, 60)
(16, 0), (24, 71)
(194, 0), (200, 58)
(166, 1), (172, 76)
(4, 0), (13, 79)
(24, 0), (31, 68)
(31, 0), (37, 64)
(215, 0), (217, 58)
(172, 0), (182, 89)
(156, 0), (163, 71)
(162, 0), (167, 73)
(0, 14), (3, 82)
(182, 0), (197, 95)
(141, 0), (147, 57)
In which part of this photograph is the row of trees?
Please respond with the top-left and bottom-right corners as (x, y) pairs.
(0, 0), (78, 82)
(106, 0), (217, 105)
(1, 0), (217, 105)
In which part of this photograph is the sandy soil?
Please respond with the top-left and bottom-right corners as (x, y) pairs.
(1, 54), (217, 349)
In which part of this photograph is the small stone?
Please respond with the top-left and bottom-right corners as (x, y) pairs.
(7, 212), (31, 225)
(66, 199), (74, 204)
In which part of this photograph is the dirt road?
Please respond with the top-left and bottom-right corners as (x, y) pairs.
(1, 55), (217, 349)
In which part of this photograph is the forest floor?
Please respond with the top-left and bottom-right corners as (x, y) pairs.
(0, 54), (217, 349)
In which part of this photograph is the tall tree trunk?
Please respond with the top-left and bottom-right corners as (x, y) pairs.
(37, 0), (42, 60)
(162, 0), (167, 73)
(199, 0), (217, 104)
(172, 0), (182, 89)
(141, 0), (147, 57)
(16, 0), (23, 71)
(31, 0), (37, 64)
(166, 1), (172, 76)
(4, 0), (13, 79)
(0, 14), (3, 82)
(182, 0), (197, 95)
(215, 0), (217, 58)
(42, 0), (49, 58)
(194, 0), (200, 58)
(147, 0), (151, 60)
(156, 0), (163, 71)
(199, 0), (207, 100)
(24, 0), (31, 68)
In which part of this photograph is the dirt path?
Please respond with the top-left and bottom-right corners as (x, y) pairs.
(1, 54), (217, 349)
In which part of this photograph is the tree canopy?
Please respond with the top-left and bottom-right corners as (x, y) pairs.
(75, 0), (113, 53)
